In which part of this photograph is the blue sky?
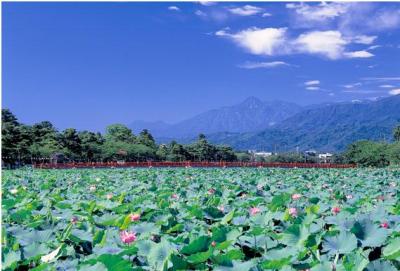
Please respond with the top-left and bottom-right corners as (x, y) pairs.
(3, 2), (400, 132)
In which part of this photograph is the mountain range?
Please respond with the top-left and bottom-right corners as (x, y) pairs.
(129, 95), (400, 152)
(130, 97), (303, 138)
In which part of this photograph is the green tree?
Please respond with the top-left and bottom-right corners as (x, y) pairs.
(394, 125), (400, 142)
(387, 142), (400, 164)
(78, 131), (104, 161)
(344, 140), (390, 167)
(105, 124), (135, 143)
(137, 129), (156, 149)
(29, 121), (62, 159)
(2, 109), (23, 165)
(166, 141), (189, 161)
(59, 128), (82, 160)
(215, 146), (237, 161)
(187, 134), (216, 161)
(156, 144), (168, 161)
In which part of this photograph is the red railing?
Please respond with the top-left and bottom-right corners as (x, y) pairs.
(33, 161), (356, 169)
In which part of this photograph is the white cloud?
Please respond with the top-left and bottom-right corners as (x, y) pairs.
(305, 80), (320, 86)
(228, 5), (264, 16)
(195, 10), (207, 17)
(262, 12), (272, 17)
(368, 45), (381, 50)
(352, 35), (377, 45)
(368, 9), (400, 30)
(306, 86), (320, 91)
(217, 28), (375, 60)
(168, 6), (180, 11)
(343, 82), (362, 89)
(362, 77), (400, 81)
(216, 27), (288, 56)
(198, 1), (216, 6)
(380, 84), (395, 88)
(389, 88), (400, 95)
(343, 50), (374, 58)
(295, 31), (347, 59)
(238, 61), (290, 69)
(339, 4), (400, 33)
(286, 2), (348, 22)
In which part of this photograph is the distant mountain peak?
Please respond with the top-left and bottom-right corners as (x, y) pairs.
(240, 96), (264, 107)
(129, 97), (303, 138)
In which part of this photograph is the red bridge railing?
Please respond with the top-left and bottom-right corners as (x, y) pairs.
(33, 161), (356, 169)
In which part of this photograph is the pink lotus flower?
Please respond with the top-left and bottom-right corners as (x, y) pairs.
(288, 207), (297, 217)
(208, 189), (215, 195)
(346, 194), (353, 199)
(211, 241), (216, 247)
(218, 205), (225, 212)
(377, 195), (385, 201)
(70, 217), (78, 224)
(89, 185), (96, 192)
(130, 213), (140, 221)
(249, 207), (261, 216)
(120, 230), (136, 244)
(331, 206), (341, 215)
(171, 194), (179, 199)
(240, 193), (247, 198)
(106, 193), (113, 200)
(380, 222), (389, 228)
(292, 193), (302, 200)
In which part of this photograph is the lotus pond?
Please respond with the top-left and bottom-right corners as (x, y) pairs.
(2, 168), (400, 270)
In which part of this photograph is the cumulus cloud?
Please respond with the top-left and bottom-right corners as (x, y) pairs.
(286, 2), (349, 23)
(305, 80), (320, 86)
(216, 27), (288, 56)
(294, 31), (347, 59)
(168, 6), (180, 11)
(389, 88), (400, 95)
(380, 84), (395, 88)
(238, 61), (290, 69)
(228, 5), (264, 16)
(217, 27), (375, 60)
(286, 2), (400, 33)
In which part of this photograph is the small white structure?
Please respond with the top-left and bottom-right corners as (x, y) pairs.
(319, 153), (333, 163)
(248, 150), (273, 158)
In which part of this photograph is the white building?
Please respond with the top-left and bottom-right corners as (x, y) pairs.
(248, 150), (273, 158)
(318, 153), (333, 163)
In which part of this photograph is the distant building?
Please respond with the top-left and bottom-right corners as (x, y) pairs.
(248, 150), (273, 158)
(319, 153), (333, 163)
(305, 150), (317, 156)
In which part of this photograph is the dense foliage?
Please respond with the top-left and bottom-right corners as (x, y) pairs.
(343, 140), (400, 167)
(2, 168), (399, 270)
(3, 109), (400, 167)
(2, 109), (238, 166)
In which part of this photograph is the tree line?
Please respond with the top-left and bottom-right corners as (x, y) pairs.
(2, 109), (400, 167)
(2, 109), (242, 166)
